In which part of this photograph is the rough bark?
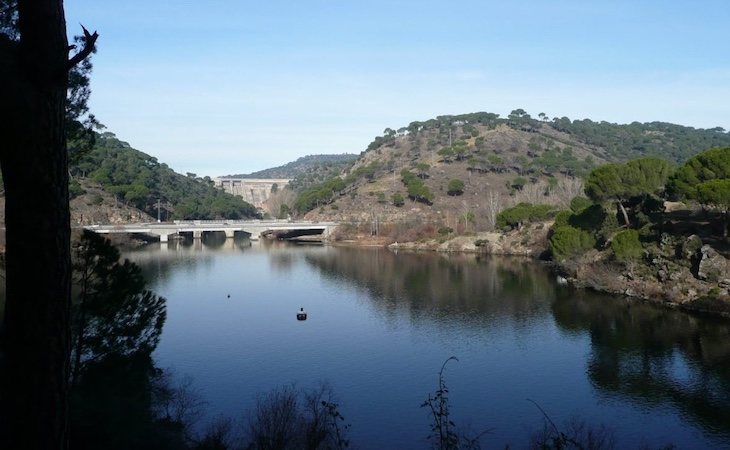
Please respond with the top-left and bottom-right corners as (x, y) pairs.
(0, 1), (79, 448)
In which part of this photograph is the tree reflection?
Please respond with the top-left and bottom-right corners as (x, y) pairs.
(69, 231), (183, 449)
(304, 247), (557, 326)
(552, 291), (730, 434)
(71, 230), (166, 383)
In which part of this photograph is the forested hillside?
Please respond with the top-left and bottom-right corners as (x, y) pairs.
(229, 154), (357, 180)
(70, 132), (258, 220)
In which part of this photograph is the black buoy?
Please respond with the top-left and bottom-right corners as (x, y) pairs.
(227, 294), (231, 298)
(296, 307), (307, 321)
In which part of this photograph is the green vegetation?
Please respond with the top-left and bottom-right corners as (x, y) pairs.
(549, 225), (596, 260)
(71, 133), (258, 220)
(611, 229), (643, 261)
(669, 147), (730, 237)
(496, 203), (556, 230)
(585, 157), (672, 227)
(531, 147), (595, 177)
(447, 179), (465, 196)
(373, 110), (730, 167)
(292, 162), (384, 214)
(400, 169), (434, 204)
(550, 118), (730, 163)
(294, 177), (347, 213)
(231, 153), (358, 180)
(392, 192), (405, 207)
(569, 196), (592, 213)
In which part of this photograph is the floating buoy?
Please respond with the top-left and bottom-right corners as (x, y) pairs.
(227, 294), (231, 298)
(296, 307), (307, 321)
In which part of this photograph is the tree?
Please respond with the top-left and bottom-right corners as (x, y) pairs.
(415, 162), (430, 179)
(0, 2), (98, 447)
(392, 192), (405, 207)
(585, 157), (672, 227)
(695, 179), (730, 238)
(668, 147), (730, 205)
(447, 179), (465, 196)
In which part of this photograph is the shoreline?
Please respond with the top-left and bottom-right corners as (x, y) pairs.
(326, 226), (730, 319)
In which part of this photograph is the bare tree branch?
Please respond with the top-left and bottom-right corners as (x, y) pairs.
(66, 24), (97, 70)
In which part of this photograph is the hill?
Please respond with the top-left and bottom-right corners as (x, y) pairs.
(70, 132), (259, 221)
(228, 154), (357, 181)
(290, 110), (730, 237)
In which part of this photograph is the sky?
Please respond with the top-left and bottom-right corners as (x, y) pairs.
(64, 0), (730, 177)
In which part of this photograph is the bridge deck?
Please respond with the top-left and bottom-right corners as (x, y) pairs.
(84, 220), (338, 242)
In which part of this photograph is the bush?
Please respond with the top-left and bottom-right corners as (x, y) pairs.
(69, 178), (85, 199)
(447, 179), (465, 196)
(550, 225), (596, 260)
(569, 204), (607, 231)
(392, 193), (405, 207)
(611, 229), (643, 261)
(569, 196), (592, 213)
(438, 227), (453, 235)
(553, 210), (572, 228)
(497, 203), (556, 230)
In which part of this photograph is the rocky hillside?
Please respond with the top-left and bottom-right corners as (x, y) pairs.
(299, 111), (730, 233)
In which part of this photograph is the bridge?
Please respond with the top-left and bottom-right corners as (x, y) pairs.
(84, 220), (338, 243)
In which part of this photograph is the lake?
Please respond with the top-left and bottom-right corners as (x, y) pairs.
(125, 236), (730, 449)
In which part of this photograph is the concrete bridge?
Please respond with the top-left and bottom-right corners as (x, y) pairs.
(84, 220), (338, 243)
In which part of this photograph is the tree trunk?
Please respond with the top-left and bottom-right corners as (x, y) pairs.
(0, 1), (72, 448)
(617, 198), (630, 228)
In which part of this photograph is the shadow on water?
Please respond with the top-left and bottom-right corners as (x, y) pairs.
(552, 290), (730, 436)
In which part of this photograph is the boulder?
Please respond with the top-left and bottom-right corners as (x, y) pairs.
(697, 245), (730, 282)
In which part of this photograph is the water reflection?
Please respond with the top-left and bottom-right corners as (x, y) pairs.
(304, 247), (556, 325)
(123, 236), (251, 287)
(304, 247), (730, 442)
(552, 292), (730, 436)
(118, 242), (730, 447)
(69, 231), (184, 449)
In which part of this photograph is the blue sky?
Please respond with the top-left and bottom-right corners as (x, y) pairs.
(64, 1), (730, 176)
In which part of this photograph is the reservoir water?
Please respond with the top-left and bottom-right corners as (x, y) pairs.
(125, 237), (730, 449)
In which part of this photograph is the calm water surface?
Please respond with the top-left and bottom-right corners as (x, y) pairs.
(125, 237), (730, 449)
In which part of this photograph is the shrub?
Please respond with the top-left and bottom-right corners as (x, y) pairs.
(569, 204), (607, 231)
(497, 203), (556, 230)
(611, 229), (643, 261)
(392, 193), (405, 207)
(69, 178), (85, 199)
(553, 210), (572, 228)
(550, 225), (596, 260)
(569, 196), (592, 213)
(438, 227), (453, 235)
(511, 177), (527, 190)
(447, 179), (465, 196)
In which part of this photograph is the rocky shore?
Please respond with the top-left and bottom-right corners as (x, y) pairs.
(555, 234), (730, 316)
(329, 223), (730, 318)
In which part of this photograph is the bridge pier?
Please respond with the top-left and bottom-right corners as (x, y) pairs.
(160, 233), (169, 243)
(193, 230), (202, 240)
(225, 229), (235, 239)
